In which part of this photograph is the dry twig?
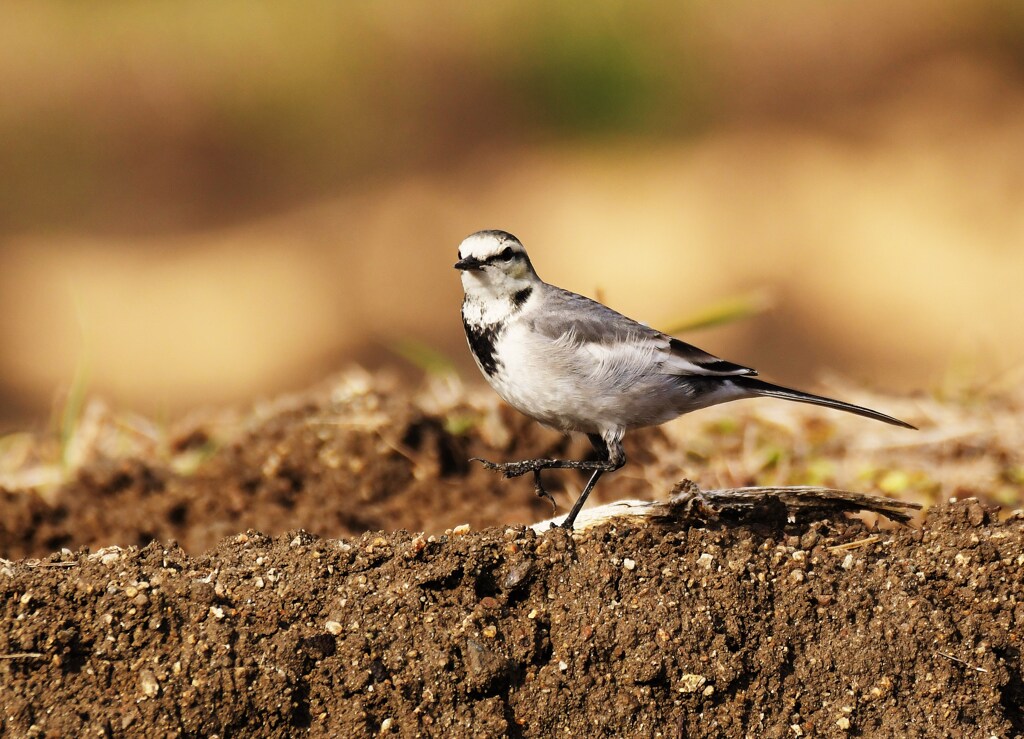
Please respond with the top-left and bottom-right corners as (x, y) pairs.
(936, 651), (988, 674)
(533, 479), (922, 531)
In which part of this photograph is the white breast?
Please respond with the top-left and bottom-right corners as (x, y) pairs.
(484, 319), (681, 434)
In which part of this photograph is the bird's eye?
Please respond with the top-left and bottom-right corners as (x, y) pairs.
(500, 246), (515, 261)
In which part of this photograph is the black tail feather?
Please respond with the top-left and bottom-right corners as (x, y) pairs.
(732, 377), (917, 430)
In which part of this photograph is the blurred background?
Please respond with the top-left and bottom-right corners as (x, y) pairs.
(2, 0), (1023, 433)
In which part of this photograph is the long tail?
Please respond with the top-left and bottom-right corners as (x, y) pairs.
(731, 377), (916, 429)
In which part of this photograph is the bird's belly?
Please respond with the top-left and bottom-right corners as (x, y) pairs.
(485, 328), (682, 433)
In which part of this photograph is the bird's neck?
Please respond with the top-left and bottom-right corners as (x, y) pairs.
(461, 280), (536, 327)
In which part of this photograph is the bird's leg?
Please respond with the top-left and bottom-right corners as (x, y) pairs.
(471, 432), (625, 528)
(558, 469), (606, 530)
(558, 434), (625, 530)
(468, 457), (565, 512)
(470, 456), (615, 478)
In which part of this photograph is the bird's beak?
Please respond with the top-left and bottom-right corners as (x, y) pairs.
(454, 256), (483, 271)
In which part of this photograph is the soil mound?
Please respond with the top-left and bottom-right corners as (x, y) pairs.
(1, 373), (1022, 736)
(2, 502), (1022, 737)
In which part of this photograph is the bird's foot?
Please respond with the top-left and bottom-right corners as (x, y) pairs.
(532, 469), (557, 513)
(470, 457), (546, 479)
(471, 458), (557, 514)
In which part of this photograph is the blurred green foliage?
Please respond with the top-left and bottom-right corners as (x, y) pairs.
(661, 291), (772, 335)
(507, 13), (707, 136)
(391, 339), (456, 377)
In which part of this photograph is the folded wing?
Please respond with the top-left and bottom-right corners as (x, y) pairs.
(530, 286), (758, 378)
(664, 337), (757, 377)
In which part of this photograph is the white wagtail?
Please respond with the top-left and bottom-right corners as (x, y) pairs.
(455, 229), (915, 530)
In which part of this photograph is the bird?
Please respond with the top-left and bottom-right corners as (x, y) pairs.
(455, 229), (915, 530)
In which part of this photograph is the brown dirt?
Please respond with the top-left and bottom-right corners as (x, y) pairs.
(1, 372), (1023, 736)
(1, 503), (1022, 737)
(0, 370), (732, 560)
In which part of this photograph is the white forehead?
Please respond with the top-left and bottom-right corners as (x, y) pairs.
(458, 230), (523, 259)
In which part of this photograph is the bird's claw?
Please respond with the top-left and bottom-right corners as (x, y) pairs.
(532, 469), (557, 513)
(472, 458), (557, 512)
(469, 457), (537, 479)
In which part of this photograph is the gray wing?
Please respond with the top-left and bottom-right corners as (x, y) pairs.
(530, 286), (757, 377)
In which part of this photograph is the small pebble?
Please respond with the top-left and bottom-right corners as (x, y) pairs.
(325, 621), (344, 635)
(967, 502), (986, 527)
(139, 670), (159, 698)
(677, 674), (707, 693)
(622, 558), (636, 571)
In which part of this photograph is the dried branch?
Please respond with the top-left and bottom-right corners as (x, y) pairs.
(663, 479), (922, 525)
(533, 479), (922, 531)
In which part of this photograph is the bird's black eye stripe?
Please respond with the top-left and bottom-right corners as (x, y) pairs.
(476, 246), (517, 266)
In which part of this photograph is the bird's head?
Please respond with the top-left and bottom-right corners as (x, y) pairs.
(455, 230), (538, 299)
